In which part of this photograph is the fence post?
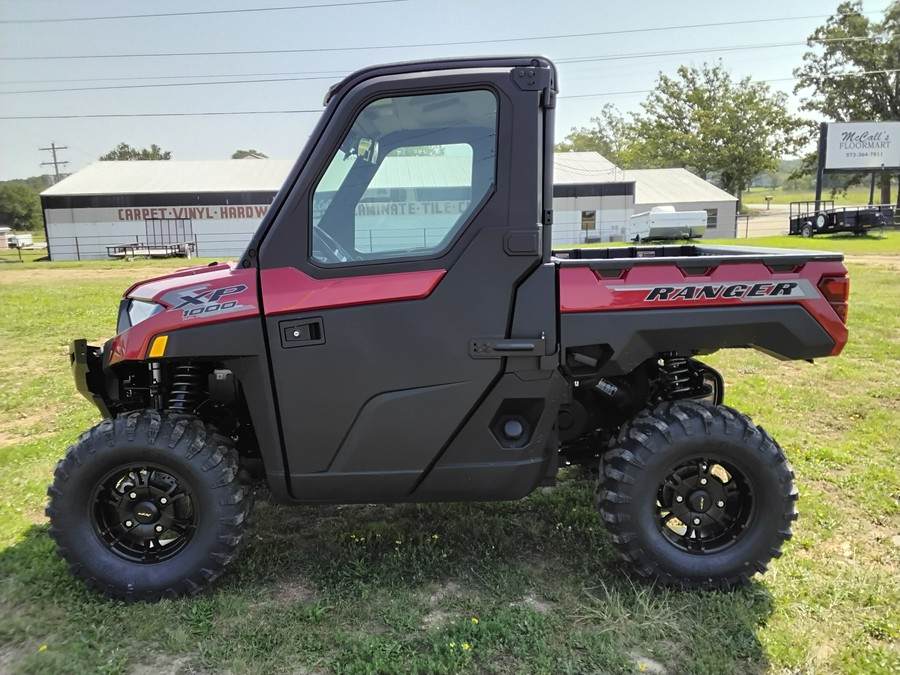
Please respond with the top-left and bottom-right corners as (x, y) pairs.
(745, 216), (749, 239)
(75, 236), (80, 261)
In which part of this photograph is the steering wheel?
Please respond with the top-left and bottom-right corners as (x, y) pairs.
(312, 226), (361, 264)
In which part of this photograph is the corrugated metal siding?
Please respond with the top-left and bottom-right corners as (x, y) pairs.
(623, 168), (737, 205)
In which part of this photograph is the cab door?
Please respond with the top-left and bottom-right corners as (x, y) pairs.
(257, 60), (557, 501)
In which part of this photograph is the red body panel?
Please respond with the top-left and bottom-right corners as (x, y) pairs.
(109, 264), (447, 362)
(559, 260), (849, 355)
(259, 267), (446, 316)
(109, 256), (849, 363)
(110, 266), (260, 364)
(124, 262), (235, 300)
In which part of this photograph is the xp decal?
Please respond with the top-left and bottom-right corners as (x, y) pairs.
(161, 283), (255, 319)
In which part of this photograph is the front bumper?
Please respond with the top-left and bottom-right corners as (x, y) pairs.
(70, 339), (113, 418)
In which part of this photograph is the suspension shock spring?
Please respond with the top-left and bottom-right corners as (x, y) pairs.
(167, 365), (205, 412)
(659, 355), (693, 399)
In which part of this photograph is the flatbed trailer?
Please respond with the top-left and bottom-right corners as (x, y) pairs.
(789, 200), (893, 237)
(106, 241), (195, 259)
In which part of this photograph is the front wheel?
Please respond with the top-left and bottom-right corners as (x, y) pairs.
(47, 411), (246, 601)
(597, 401), (797, 590)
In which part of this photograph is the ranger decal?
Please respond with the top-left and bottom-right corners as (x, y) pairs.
(609, 279), (819, 303)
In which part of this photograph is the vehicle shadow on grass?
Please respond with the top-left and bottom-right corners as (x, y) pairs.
(1, 477), (777, 674)
(229, 474), (778, 674)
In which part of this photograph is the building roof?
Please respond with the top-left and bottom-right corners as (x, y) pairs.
(41, 157), (475, 196)
(41, 157), (735, 206)
(623, 168), (737, 205)
(41, 160), (295, 196)
(553, 152), (623, 184)
(321, 155), (473, 191)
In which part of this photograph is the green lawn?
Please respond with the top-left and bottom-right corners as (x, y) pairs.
(0, 247), (898, 674)
(705, 229), (900, 254)
(743, 184), (898, 206)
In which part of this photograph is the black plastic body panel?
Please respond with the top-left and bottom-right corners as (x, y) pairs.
(70, 339), (112, 418)
(254, 57), (559, 504)
(264, 228), (552, 502)
(553, 244), (844, 269)
(149, 318), (291, 499)
(560, 305), (837, 377)
(153, 317), (263, 360)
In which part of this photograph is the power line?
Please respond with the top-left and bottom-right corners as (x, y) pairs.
(0, 0), (408, 24)
(7, 66), (898, 117)
(1, 110), (321, 121)
(0, 69), (348, 86)
(0, 13), (877, 61)
(556, 34), (896, 65)
(4, 67), (898, 118)
(2, 75), (340, 95)
(3, 34), (892, 97)
(557, 68), (900, 100)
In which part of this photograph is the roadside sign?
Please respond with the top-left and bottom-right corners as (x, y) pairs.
(824, 121), (900, 171)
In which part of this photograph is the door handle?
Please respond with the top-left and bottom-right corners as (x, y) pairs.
(279, 317), (325, 348)
(469, 334), (546, 358)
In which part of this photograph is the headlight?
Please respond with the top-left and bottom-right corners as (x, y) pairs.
(117, 299), (165, 333)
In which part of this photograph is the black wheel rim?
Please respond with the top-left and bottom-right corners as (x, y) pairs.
(656, 457), (753, 554)
(90, 464), (197, 563)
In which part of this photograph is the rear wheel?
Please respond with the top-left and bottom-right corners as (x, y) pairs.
(47, 411), (246, 601)
(800, 222), (813, 238)
(597, 401), (797, 590)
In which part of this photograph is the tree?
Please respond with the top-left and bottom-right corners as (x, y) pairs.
(557, 64), (801, 205)
(99, 143), (172, 161)
(0, 183), (43, 230)
(232, 149), (269, 159)
(626, 63), (802, 204)
(1, 175), (53, 191)
(793, 1), (900, 205)
(556, 104), (630, 165)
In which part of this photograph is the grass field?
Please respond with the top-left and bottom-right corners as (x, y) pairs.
(1, 238), (898, 674)
(743, 185), (898, 206)
(705, 229), (900, 255)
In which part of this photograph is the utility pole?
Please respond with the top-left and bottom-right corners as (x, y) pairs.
(39, 142), (68, 183)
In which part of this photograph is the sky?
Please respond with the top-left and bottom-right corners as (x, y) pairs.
(0, 0), (895, 182)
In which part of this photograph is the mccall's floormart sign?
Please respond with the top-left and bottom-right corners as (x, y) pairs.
(825, 121), (900, 171)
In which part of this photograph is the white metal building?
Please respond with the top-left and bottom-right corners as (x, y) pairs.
(551, 152), (635, 246)
(623, 168), (738, 237)
(40, 161), (292, 261)
(41, 154), (738, 260)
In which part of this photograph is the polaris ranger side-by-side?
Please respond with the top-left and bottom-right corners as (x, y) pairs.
(49, 57), (850, 601)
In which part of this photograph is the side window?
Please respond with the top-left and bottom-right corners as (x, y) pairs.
(311, 90), (497, 265)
